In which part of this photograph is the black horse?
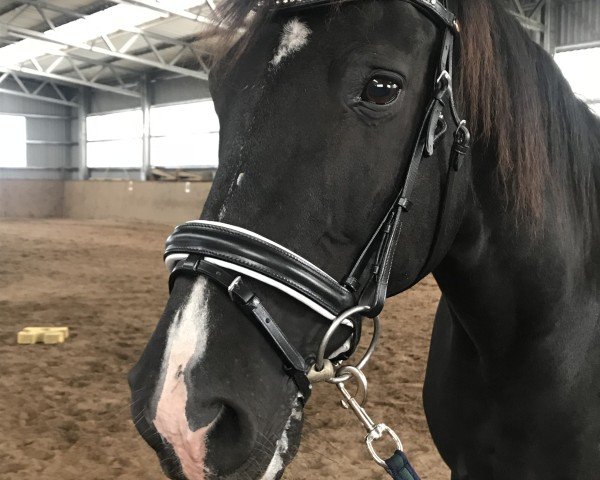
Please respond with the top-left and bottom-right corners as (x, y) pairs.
(128, 0), (600, 478)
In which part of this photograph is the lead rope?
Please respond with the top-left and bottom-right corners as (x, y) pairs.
(307, 306), (420, 480)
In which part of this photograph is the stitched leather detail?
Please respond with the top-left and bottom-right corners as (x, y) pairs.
(182, 222), (342, 288)
(165, 223), (356, 315)
(167, 245), (346, 314)
(264, 0), (456, 31)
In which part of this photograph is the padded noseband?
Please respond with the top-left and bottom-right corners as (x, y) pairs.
(166, 221), (356, 319)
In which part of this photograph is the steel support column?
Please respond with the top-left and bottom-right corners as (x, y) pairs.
(78, 87), (89, 180)
(544, 0), (557, 54)
(140, 75), (151, 181)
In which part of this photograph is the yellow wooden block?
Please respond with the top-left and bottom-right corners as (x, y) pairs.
(17, 327), (69, 345)
(43, 332), (64, 344)
(17, 331), (36, 344)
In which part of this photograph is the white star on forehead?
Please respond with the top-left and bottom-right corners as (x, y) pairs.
(271, 18), (312, 67)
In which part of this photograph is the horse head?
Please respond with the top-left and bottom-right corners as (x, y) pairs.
(128, 0), (470, 478)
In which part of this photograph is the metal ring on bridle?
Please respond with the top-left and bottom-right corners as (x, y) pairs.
(330, 315), (380, 384)
(313, 305), (381, 383)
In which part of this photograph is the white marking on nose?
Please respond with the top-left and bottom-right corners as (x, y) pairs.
(154, 278), (211, 480)
(261, 402), (303, 480)
(218, 204), (227, 221)
(271, 18), (311, 68)
(236, 172), (245, 186)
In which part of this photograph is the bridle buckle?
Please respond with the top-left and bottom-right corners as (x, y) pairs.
(227, 275), (243, 301)
(436, 70), (451, 93)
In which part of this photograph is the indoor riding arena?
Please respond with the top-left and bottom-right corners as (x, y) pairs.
(1, 1), (599, 480)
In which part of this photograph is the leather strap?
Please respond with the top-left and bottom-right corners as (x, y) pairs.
(344, 28), (460, 317)
(262, 0), (457, 32)
(170, 255), (312, 401)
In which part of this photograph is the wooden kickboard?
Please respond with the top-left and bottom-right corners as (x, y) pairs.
(17, 327), (69, 345)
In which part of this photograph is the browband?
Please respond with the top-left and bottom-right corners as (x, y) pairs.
(258, 0), (458, 32)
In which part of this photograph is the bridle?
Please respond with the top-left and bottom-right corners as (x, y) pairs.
(164, 0), (470, 476)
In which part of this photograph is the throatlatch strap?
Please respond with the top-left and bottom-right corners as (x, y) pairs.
(385, 451), (421, 480)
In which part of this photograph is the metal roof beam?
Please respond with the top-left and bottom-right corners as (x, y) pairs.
(13, 0), (87, 19)
(0, 71), (77, 106)
(512, 0), (526, 16)
(0, 65), (140, 97)
(0, 3), (22, 16)
(509, 10), (545, 31)
(0, 22), (208, 80)
(0, 87), (77, 106)
(529, 0), (547, 18)
(555, 39), (600, 52)
(9, 0), (210, 49)
(108, 0), (220, 27)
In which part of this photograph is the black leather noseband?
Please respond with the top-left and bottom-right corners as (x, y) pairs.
(165, 0), (470, 402)
(166, 221), (356, 317)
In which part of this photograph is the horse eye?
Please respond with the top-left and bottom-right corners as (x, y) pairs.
(361, 76), (401, 105)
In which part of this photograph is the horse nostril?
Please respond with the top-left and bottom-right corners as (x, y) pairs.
(204, 403), (256, 475)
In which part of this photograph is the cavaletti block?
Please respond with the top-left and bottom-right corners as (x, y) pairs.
(17, 327), (69, 345)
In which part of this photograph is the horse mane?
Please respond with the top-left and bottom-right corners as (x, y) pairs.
(213, 0), (600, 250)
(455, 0), (600, 235)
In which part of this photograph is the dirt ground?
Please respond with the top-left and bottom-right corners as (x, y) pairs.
(0, 218), (449, 480)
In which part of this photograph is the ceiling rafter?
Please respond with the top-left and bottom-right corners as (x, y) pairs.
(507, 0), (547, 32)
(0, 23), (208, 83)
(108, 0), (220, 27)
(0, 63), (140, 97)
(0, 0), (211, 97)
(0, 70), (78, 106)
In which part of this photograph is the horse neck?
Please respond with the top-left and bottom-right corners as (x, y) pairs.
(432, 106), (600, 358)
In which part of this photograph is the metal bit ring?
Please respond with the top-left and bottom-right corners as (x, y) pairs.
(312, 307), (380, 384)
(330, 315), (380, 384)
(314, 305), (368, 372)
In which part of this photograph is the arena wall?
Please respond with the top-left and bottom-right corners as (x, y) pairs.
(0, 180), (211, 224)
(0, 180), (64, 218)
(63, 181), (211, 224)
